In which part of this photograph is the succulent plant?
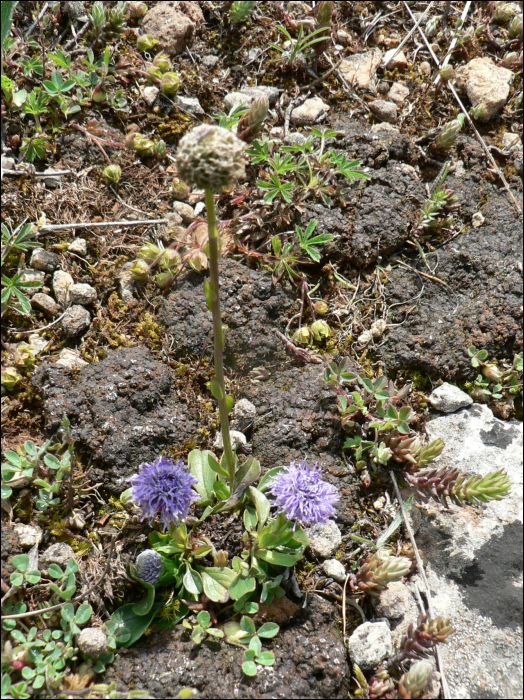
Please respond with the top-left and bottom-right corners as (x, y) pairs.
(353, 549), (412, 596)
(397, 660), (435, 699)
(394, 613), (454, 663)
(434, 114), (465, 151)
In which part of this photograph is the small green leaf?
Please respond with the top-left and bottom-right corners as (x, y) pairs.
(61, 604), (75, 623)
(25, 570), (41, 585)
(256, 651), (276, 666)
(189, 449), (218, 504)
(183, 565), (203, 596)
(242, 660), (258, 676)
(240, 616), (256, 636)
(249, 635), (262, 656)
(12, 554), (29, 573)
(209, 378), (223, 400)
(48, 564), (64, 579)
(257, 622), (279, 638)
(131, 582), (156, 616)
(247, 485), (270, 527)
(196, 611), (211, 628)
(10, 572), (24, 587)
(207, 628), (224, 638)
(243, 504), (258, 531)
(244, 648), (256, 661)
(75, 604), (92, 626)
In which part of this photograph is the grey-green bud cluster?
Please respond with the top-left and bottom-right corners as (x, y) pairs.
(508, 14), (523, 38)
(175, 125), (246, 192)
(398, 660), (434, 699)
(103, 164), (121, 184)
(135, 549), (164, 585)
(434, 114), (465, 150)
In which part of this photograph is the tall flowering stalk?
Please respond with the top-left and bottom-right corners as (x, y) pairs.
(176, 125), (247, 492)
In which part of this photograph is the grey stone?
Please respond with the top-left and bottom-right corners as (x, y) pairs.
(369, 99), (398, 123)
(172, 201), (195, 223)
(68, 238), (87, 256)
(502, 132), (522, 152)
(347, 621), (393, 671)
(70, 282), (97, 306)
(13, 524), (43, 548)
(77, 628), (109, 658)
(429, 383), (473, 413)
(383, 48), (408, 69)
(291, 97), (330, 125)
(40, 543), (76, 569)
(419, 61), (431, 75)
(52, 270), (74, 307)
(19, 270), (45, 296)
(455, 57), (514, 121)
(223, 86), (279, 112)
(140, 2), (203, 56)
(307, 520), (342, 559)
(283, 132), (307, 146)
(515, 154), (523, 175)
(31, 293), (62, 317)
(61, 305), (91, 337)
(339, 49), (383, 92)
(230, 398), (257, 432)
(41, 168), (62, 189)
(30, 248), (60, 273)
(55, 348), (88, 371)
(176, 95), (204, 115)
(388, 82), (409, 105)
(370, 122), (399, 133)
(375, 581), (411, 619)
(322, 558), (346, 583)
(118, 269), (135, 303)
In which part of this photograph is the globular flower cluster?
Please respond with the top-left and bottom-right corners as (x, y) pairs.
(268, 460), (339, 527)
(175, 124), (246, 192)
(135, 549), (164, 585)
(128, 456), (199, 529)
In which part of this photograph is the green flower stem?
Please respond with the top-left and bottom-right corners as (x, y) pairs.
(204, 188), (236, 490)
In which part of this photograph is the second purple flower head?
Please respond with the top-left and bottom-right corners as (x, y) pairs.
(268, 460), (339, 527)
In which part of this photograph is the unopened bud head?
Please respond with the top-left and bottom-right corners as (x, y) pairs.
(103, 164), (121, 184)
(138, 243), (161, 263)
(160, 248), (181, 272)
(130, 259), (150, 282)
(153, 52), (171, 73)
(175, 125), (246, 192)
(293, 326), (311, 345)
(137, 34), (158, 52)
(313, 301), (329, 317)
(311, 319), (331, 341)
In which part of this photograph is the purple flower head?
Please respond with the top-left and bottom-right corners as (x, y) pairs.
(268, 460), (340, 527)
(128, 456), (199, 529)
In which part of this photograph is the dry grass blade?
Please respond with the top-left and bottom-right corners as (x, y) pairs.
(434, 1), (473, 86)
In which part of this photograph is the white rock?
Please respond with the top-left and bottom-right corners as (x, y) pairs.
(142, 86), (159, 106)
(14, 524), (43, 548)
(322, 558), (346, 583)
(70, 283), (97, 305)
(77, 628), (109, 658)
(53, 270), (74, 308)
(213, 430), (247, 451)
(383, 48), (408, 69)
(61, 305), (91, 337)
(291, 97), (330, 125)
(425, 403), (523, 537)
(376, 581), (411, 619)
(472, 212), (485, 228)
(56, 348), (89, 370)
(339, 49), (383, 92)
(176, 95), (204, 115)
(502, 132), (522, 152)
(202, 55), (219, 68)
(172, 201), (195, 223)
(419, 61), (431, 75)
(307, 519), (342, 559)
(26, 333), (49, 355)
(455, 57), (514, 121)
(429, 383), (473, 413)
(369, 99), (398, 123)
(347, 620), (393, 671)
(230, 398), (257, 432)
(68, 238), (87, 256)
(387, 82), (409, 105)
(118, 269), (135, 303)
(370, 122), (399, 133)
